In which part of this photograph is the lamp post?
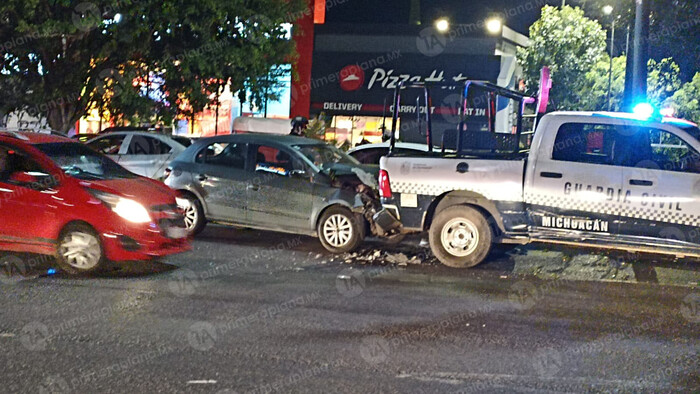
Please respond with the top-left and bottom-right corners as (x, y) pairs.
(603, 5), (616, 111)
(485, 18), (503, 35)
(435, 18), (449, 33)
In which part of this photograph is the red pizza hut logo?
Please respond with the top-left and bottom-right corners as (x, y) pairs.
(339, 65), (365, 91)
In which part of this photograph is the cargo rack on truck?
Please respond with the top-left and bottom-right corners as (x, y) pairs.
(388, 80), (543, 159)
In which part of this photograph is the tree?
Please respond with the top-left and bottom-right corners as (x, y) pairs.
(580, 56), (683, 112)
(517, 5), (607, 111)
(670, 73), (700, 123)
(580, 55), (627, 112)
(0, 0), (305, 132)
(0, 1), (128, 131)
(646, 58), (681, 108)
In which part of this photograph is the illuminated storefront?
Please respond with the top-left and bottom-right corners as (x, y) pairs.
(302, 22), (529, 146)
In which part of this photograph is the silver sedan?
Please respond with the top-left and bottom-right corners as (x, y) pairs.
(164, 134), (377, 253)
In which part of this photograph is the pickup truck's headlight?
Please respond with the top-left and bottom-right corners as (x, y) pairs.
(89, 190), (152, 223)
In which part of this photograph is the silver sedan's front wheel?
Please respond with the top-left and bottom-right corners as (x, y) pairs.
(177, 194), (206, 235)
(183, 201), (198, 230)
(323, 214), (353, 248)
(317, 206), (364, 254)
(56, 224), (104, 274)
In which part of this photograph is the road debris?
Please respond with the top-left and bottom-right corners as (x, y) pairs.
(339, 245), (438, 266)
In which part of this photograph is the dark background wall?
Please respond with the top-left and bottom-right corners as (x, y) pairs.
(324, 0), (564, 34)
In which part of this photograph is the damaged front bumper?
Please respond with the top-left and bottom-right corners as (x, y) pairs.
(351, 191), (403, 237)
(329, 166), (403, 238)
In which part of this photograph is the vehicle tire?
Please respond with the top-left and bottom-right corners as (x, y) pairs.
(179, 193), (206, 236)
(429, 205), (492, 268)
(317, 206), (364, 254)
(56, 223), (105, 275)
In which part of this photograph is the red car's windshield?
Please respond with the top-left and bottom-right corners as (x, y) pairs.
(34, 142), (136, 180)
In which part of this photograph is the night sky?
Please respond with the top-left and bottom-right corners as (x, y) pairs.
(325, 0), (565, 34)
(324, 0), (699, 81)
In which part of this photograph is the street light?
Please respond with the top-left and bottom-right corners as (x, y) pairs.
(435, 18), (450, 33)
(486, 18), (502, 34)
(603, 5), (616, 111)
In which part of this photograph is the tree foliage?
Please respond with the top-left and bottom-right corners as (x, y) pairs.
(579, 55), (627, 112)
(0, 0), (305, 131)
(580, 56), (683, 112)
(517, 5), (607, 111)
(670, 73), (700, 123)
(646, 58), (682, 107)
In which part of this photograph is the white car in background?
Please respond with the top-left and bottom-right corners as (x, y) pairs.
(348, 141), (430, 165)
(86, 132), (187, 179)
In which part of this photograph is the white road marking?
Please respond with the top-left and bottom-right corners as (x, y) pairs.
(186, 380), (217, 385)
(397, 371), (668, 390)
(0, 333), (15, 338)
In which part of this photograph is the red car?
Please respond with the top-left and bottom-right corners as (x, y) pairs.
(0, 131), (190, 274)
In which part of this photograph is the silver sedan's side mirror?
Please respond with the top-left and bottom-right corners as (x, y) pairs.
(290, 169), (308, 178)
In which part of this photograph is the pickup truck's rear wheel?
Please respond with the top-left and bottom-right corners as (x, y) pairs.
(429, 205), (492, 268)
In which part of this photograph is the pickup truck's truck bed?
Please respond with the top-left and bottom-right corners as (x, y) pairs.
(381, 155), (527, 234)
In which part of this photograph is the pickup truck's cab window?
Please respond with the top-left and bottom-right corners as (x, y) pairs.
(552, 123), (616, 165)
(617, 127), (700, 174)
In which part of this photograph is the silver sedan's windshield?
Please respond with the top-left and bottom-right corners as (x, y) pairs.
(293, 144), (360, 169)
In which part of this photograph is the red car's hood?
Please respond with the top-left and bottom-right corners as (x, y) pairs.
(79, 177), (176, 207)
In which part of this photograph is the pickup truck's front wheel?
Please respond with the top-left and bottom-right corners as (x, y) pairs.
(429, 205), (492, 268)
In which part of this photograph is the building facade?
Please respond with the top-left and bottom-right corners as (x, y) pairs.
(292, 1), (529, 145)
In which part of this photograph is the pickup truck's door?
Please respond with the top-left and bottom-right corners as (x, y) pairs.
(527, 122), (623, 238)
(616, 126), (700, 248)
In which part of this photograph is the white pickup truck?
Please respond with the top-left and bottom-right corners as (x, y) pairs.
(379, 83), (700, 268)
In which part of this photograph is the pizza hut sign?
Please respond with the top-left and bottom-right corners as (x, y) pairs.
(367, 68), (471, 90)
(337, 66), (473, 92)
(339, 65), (365, 92)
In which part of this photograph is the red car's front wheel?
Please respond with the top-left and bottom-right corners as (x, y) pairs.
(56, 223), (105, 275)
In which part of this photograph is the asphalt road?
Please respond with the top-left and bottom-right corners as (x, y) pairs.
(1, 226), (698, 393)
